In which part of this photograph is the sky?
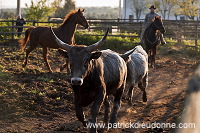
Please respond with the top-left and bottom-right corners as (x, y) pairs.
(0, 0), (119, 8)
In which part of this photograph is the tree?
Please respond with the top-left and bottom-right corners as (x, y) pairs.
(25, 0), (54, 21)
(1, 11), (15, 19)
(178, 0), (200, 20)
(53, 0), (75, 18)
(129, 0), (147, 21)
(152, 0), (179, 20)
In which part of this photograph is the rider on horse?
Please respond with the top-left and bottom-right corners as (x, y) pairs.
(139, 5), (166, 45)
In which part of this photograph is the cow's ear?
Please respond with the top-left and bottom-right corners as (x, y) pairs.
(121, 55), (130, 63)
(58, 49), (68, 58)
(91, 51), (102, 59)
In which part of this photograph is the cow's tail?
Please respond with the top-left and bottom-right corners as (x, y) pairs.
(18, 26), (35, 51)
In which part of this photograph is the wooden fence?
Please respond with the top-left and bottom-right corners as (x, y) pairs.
(0, 19), (199, 51)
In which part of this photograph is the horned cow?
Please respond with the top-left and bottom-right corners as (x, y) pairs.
(121, 45), (148, 104)
(51, 27), (132, 132)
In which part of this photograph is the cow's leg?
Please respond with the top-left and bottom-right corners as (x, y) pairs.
(90, 88), (105, 133)
(42, 46), (52, 73)
(127, 84), (135, 105)
(109, 84), (124, 124)
(104, 95), (110, 126)
(97, 95), (110, 132)
(22, 42), (37, 68)
(75, 104), (87, 126)
(138, 73), (148, 102)
(74, 92), (88, 127)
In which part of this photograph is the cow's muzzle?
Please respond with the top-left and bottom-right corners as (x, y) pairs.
(71, 77), (83, 86)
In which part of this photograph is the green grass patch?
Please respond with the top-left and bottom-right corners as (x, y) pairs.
(0, 65), (9, 79)
(75, 31), (139, 51)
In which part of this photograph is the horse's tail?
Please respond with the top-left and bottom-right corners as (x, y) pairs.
(18, 26), (35, 51)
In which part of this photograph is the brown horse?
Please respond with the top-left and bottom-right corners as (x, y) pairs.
(19, 8), (89, 72)
(144, 16), (165, 68)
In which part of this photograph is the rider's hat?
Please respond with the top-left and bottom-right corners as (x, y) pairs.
(149, 5), (156, 9)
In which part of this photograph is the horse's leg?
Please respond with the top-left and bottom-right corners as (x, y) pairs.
(42, 46), (53, 73)
(60, 63), (66, 72)
(22, 42), (37, 68)
(150, 49), (155, 68)
(145, 46), (150, 64)
(147, 48), (153, 68)
(149, 49), (152, 64)
(66, 58), (71, 74)
(152, 47), (157, 68)
(60, 58), (70, 74)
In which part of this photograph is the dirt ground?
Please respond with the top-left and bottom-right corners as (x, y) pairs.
(0, 42), (199, 133)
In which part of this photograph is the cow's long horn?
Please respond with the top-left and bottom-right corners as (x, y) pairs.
(120, 47), (136, 61)
(50, 27), (72, 51)
(87, 27), (109, 52)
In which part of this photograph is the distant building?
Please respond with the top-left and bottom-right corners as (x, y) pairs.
(121, 0), (134, 20)
(120, 0), (145, 21)
(119, 0), (186, 20)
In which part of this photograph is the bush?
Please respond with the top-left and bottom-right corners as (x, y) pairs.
(0, 21), (13, 40)
(74, 31), (139, 51)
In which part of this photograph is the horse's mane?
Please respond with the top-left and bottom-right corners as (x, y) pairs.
(152, 16), (162, 22)
(145, 16), (162, 34)
(60, 10), (78, 26)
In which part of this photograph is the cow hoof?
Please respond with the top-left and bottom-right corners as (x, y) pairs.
(60, 67), (64, 72)
(98, 128), (107, 133)
(83, 120), (89, 127)
(89, 128), (97, 133)
(150, 65), (154, 68)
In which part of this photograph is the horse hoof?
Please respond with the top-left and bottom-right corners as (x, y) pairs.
(143, 95), (147, 102)
(128, 100), (133, 106)
(143, 92), (147, 102)
(22, 64), (26, 68)
(143, 97), (147, 102)
(60, 67), (64, 72)
(48, 69), (53, 73)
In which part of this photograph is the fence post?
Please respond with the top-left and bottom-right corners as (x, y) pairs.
(177, 23), (182, 44)
(11, 20), (15, 40)
(195, 24), (198, 52)
(33, 21), (36, 26)
(139, 21), (143, 35)
(109, 26), (112, 34)
(117, 18), (120, 32)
